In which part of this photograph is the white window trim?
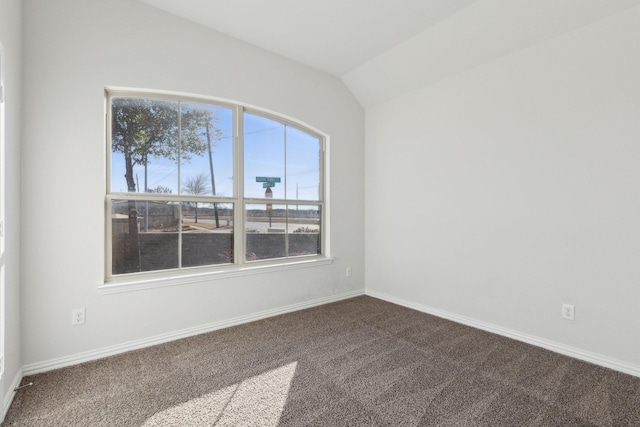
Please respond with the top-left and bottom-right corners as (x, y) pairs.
(98, 257), (334, 295)
(0, 44), (6, 381)
(104, 88), (330, 291)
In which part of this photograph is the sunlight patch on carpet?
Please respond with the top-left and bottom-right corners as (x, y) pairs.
(143, 362), (298, 426)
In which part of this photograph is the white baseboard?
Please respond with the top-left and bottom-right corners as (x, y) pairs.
(3, 367), (23, 422)
(23, 289), (365, 376)
(366, 289), (640, 378)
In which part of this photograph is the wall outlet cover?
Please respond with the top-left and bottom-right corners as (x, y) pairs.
(562, 304), (575, 321)
(72, 308), (86, 326)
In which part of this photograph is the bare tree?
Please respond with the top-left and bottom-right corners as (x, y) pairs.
(182, 173), (210, 223)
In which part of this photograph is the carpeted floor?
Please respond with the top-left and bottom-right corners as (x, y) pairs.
(4, 296), (640, 426)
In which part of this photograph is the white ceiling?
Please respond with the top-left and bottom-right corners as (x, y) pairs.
(139, 0), (640, 107)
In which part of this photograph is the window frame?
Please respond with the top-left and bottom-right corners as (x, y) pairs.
(0, 45), (6, 381)
(104, 89), (329, 288)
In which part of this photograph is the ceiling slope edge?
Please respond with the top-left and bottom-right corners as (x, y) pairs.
(343, 0), (640, 108)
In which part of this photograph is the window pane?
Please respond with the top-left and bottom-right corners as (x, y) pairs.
(288, 205), (321, 256)
(112, 200), (180, 274)
(244, 113), (285, 199)
(245, 204), (286, 261)
(182, 203), (234, 267)
(111, 98), (179, 194)
(180, 103), (234, 198)
(286, 127), (321, 201)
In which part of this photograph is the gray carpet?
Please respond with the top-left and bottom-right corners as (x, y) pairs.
(4, 296), (640, 426)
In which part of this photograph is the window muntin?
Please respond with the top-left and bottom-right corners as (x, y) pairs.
(106, 91), (325, 279)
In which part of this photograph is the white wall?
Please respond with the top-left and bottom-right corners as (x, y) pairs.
(21, 0), (364, 367)
(366, 6), (640, 369)
(0, 0), (22, 418)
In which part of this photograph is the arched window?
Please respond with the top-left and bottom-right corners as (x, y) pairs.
(106, 90), (326, 280)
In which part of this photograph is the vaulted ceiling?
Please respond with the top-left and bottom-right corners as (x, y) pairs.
(139, 0), (640, 107)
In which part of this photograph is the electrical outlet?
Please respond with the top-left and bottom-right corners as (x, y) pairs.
(72, 308), (86, 326)
(561, 304), (575, 321)
(346, 267), (352, 278)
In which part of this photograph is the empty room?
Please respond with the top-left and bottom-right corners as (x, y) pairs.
(1, 0), (640, 425)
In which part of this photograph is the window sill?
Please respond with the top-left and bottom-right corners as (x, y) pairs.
(99, 257), (334, 295)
